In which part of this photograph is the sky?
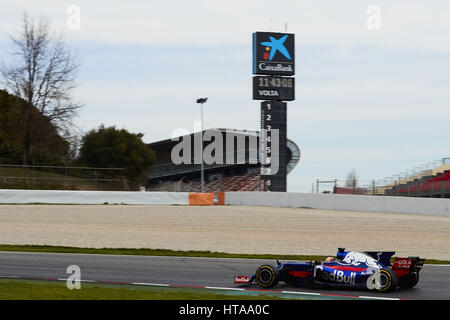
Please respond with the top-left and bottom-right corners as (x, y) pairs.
(1, 0), (449, 192)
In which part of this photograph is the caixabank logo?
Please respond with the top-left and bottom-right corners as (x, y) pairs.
(253, 32), (295, 76)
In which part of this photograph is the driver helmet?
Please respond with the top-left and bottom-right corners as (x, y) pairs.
(336, 248), (347, 261)
(324, 257), (335, 263)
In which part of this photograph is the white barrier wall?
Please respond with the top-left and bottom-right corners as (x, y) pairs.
(0, 189), (189, 205)
(225, 192), (450, 216)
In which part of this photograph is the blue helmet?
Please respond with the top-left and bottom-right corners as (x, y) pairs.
(336, 248), (347, 261)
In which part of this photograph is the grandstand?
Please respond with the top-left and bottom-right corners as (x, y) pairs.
(332, 157), (450, 198)
(384, 159), (450, 198)
(146, 128), (300, 192)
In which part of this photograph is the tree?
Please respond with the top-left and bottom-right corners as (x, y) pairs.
(345, 169), (358, 189)
(1, 14), (81, 164)
(78, 125), (156, 188)
(0, 89), (69, 165)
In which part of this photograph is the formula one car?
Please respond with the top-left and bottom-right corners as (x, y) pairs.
(234, 248), (424, 292)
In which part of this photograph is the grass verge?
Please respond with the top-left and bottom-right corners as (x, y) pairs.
(0, 279), (287, 300)
(0, 244), (448, 264)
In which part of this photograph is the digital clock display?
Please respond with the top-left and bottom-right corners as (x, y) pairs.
(253, 76), (295, 101)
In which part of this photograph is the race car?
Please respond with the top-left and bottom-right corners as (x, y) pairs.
(234, 248), (425, 292)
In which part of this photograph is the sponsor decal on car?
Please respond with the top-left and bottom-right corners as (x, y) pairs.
(393, 258), (412, 269)
(342, 251), (382, 268)
(329, 270), (356, 285)
(234, 276), (250, 284)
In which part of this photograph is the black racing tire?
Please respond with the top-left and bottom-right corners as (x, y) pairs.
(399, 272), (420, 289)
(255, 264), (279, 288)
(373, 268), (399, 293)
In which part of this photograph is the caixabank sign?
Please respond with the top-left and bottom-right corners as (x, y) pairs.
(253, 32), (295, 76)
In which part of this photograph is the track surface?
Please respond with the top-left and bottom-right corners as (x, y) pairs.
(0, 251), (449, 299)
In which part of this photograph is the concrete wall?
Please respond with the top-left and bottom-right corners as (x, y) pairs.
(0, 189), (189, 205)
(1, 189), (449, 216)
(225, 192), (450, 216)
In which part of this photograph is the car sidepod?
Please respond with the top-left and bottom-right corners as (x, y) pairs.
(276, 262), (314, 286)
(313, 262), (370, 289)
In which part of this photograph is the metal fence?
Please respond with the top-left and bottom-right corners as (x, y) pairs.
(0, 164), (127, 191)
(316, 179), (450, 198)
(316, 179), (383, 195)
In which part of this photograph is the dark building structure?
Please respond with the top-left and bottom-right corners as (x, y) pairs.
(146, 128), (300, 192)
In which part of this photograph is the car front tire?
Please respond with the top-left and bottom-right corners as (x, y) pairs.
(255, 264), (279, 288)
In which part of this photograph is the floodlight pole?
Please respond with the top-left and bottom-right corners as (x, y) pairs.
(196, 98), (208, 193)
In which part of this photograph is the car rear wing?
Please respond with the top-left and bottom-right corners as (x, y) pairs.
(392, 257), (425, 277)
(407, 257), (425, 272)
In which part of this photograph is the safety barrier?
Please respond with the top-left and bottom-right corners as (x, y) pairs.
(188, 193), (215, 205)
(0, 189), (227, 206)
(0, 189), (232, 206)
(223, 192), (450, 216)
(0, 189), (189, 205)
(1, 189), (448, 216)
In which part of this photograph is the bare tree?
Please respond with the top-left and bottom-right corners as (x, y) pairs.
(345, 168), (358, 189)
(1, 14), (81, 164)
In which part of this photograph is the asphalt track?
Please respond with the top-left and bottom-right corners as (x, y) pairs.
(0, 251), (449, 299)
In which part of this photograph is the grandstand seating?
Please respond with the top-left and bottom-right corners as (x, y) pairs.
(385, 169), (450, 198)
(146, 172), (261, 192)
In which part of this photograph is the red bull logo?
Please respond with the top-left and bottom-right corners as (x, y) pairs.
(329, 270), (356, 285)
(234, 276), (250, 284)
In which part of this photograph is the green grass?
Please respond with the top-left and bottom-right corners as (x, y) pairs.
(0, 244), (447, 264)
(0, 244), (328, 261)
(0, 279), (285, 300)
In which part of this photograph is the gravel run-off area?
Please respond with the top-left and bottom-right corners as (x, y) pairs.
(0, 205), (449, 260)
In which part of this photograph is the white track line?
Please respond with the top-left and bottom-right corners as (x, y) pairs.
(0, 275), (402, 300)
(281, 290), (321, 296)
(205, 286), (245, 291)
(132, 282), (170, 287)
(359, 296), (400, 300)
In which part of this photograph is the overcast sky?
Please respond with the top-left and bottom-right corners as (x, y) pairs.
(1, 0), (449, 192)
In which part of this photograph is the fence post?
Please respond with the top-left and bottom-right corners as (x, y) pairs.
(64, 165), (68, 188)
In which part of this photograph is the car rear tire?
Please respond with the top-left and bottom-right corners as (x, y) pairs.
(373, 268), (399, 292)
(399, 272), (420, 289)
(255, 264), (279, 288)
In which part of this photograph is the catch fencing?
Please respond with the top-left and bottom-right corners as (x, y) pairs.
(0, 164), (127, 191)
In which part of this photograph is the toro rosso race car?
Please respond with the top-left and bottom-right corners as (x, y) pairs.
(235, 249), (424, 293)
